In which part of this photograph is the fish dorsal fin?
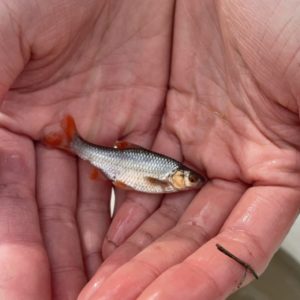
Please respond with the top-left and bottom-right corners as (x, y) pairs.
(145, 177), (169, 187)
(114, 140), (144, 150)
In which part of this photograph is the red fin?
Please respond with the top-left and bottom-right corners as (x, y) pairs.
(113, 180), (133, 190)
(42, 114), (78, 150)
(89, 167), (107, 181)
(114, 140), (143, 150)
(90, 168), (99, 180)
(42, 132), (64, 147)
(61, 115), (77, 142)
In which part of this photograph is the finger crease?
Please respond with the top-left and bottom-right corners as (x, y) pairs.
(184, 259), (223, 297)
(51, 264), (84, 275)
(157, 205), (180, 224)
(130, 258), (161, 279)
(221, 228), (267, 260)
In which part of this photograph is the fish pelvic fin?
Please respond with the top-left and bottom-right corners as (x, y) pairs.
(89, 166), (108, 181)
(42, 114), (79, 151)
(113, 180), (134, 190)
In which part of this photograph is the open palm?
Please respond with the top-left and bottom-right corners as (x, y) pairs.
(1, 1), (300, 300)
(0, 1), (173, 299)
(78, 1), (300, 300)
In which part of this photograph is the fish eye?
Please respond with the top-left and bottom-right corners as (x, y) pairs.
(188, 173), (199, 183)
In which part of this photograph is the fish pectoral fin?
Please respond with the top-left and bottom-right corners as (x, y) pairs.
(113, 180), (134, 190)
(114, 140), (144, 150)
(145, 177), (169, 187)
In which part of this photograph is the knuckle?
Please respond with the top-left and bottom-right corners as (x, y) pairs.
(0, 182), (34, 202)
(39, 204), (75, 226)
(157, 203), (180, 224)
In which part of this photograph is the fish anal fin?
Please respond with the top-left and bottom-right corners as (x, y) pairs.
(89, 167), (107, 181)
(145, 177), (169, 187)
(114, 140), (144, 150)
(113, 180), (133, 190)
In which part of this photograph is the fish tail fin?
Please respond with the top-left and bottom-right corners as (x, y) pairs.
(61, 114), (78, 143)
(42, 114), (79, 150)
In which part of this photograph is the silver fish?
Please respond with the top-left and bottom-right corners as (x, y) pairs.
(43, 115), (207, 193)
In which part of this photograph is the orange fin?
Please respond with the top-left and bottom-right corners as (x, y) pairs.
(42, 132), (64, 147)
(113, 180), (133, 190)
(61, 115), (77, 142)
(42, 114), (78, 150)
(89, 167), (107, 181)
(145, 177), (169, 187)
(114, 140), (144, 150)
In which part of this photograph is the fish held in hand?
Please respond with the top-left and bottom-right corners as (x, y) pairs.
(42, 115), (207, 194)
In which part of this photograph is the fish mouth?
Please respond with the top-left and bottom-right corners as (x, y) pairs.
(183, 167), (207, 189)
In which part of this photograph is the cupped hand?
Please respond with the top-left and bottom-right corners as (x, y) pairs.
(0, 0), (173, 299)
(79, 1), (300, 299)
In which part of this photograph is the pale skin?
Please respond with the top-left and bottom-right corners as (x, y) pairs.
(0, 1), (299, 300)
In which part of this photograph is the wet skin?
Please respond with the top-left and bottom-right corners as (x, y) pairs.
(0, 1), (300, 300)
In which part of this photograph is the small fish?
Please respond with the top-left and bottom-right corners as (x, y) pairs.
(42, 115), (207, 193)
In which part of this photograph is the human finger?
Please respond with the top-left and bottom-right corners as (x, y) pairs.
(138, 186), (300, 300)
(77, 160), (111, 278)
(37, 145), (86, 300)
(0, 129), (50, 300)
(80, 180), (244, 300)
(78, 190), (195, 300)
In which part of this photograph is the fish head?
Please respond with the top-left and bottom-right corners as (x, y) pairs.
(169, 167), (206, 191)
